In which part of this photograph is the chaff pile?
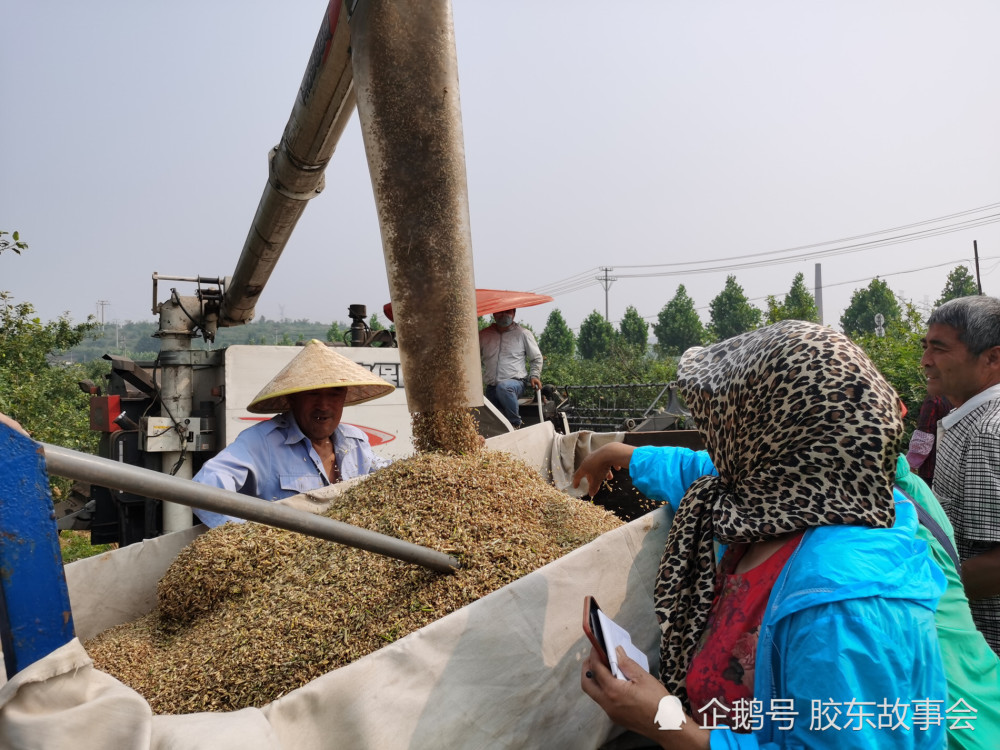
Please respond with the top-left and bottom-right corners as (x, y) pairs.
(86, 449), (621, 714)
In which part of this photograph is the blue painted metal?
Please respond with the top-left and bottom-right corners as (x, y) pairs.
(0, 423), (75, 679)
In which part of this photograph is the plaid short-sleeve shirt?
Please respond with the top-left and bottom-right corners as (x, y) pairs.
(934, 390), (1000, 654)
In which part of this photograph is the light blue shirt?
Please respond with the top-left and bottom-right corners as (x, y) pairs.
(192, 413), (391, 527)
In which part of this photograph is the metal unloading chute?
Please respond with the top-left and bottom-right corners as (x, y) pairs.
(350, 0), (482, 413)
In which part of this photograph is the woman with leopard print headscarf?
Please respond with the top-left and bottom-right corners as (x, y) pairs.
(579, 321), (947, 749)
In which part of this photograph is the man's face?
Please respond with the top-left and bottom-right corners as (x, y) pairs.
(289, 388), (347, 442)
(493, 309), (515, 328)
(920, 323), (992, 406)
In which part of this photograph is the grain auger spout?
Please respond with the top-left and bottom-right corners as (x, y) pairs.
(222, 0), (484, 428)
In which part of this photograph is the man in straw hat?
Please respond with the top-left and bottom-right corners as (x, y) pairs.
(192, 339), (395, 527)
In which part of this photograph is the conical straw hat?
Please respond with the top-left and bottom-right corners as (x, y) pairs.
(247, 339), (396, 413)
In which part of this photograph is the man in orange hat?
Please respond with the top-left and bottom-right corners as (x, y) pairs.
(192, 340), (395, 527)
(479, 308), (543, 429)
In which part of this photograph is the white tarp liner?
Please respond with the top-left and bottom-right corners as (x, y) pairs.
(1, 430), (671, 749)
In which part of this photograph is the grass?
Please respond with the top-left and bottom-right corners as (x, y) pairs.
(59, 530), (116, 563)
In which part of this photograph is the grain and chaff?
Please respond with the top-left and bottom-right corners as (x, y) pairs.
(86, 448), (621, 714)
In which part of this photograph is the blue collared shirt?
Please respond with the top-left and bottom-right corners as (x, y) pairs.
(192, 413), (391, 527)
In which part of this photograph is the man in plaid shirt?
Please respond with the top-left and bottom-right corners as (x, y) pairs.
(922, 295), (1000, 654)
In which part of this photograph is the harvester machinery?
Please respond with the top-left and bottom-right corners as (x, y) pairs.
(59, 0), (492, 547)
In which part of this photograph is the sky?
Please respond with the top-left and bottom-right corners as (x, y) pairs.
(3, 1), (1000, 340)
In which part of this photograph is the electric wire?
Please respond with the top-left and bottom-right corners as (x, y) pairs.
(710, 257), (999, 314)
(614, 201), (1000, 269)
(613, 214), (1000, 280)
(528, 202), (1000, 297)
(605, 254), (995, 324)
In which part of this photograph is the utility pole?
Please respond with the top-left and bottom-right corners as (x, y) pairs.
(96, 300), (110, 331)
(814, 264), (823, 326)
(974, 240), (984, 294)
(596, 267), (617, 321)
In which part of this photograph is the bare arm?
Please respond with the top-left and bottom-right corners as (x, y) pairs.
(572, 442), (636, 498)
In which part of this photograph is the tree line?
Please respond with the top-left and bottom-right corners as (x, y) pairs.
(59, 315), (392, 364)
(532, 265), (980, 427)
(537, 266), (980, 361)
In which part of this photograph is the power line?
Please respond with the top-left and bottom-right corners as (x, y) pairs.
(529, 201), (1000, 298)
(679, 256), (998, 316)
(613, 213), (1000, 280)
(615, 201), (1000, 269)
(555, 254), (997, 332)
(565, 254), (992, 332)
(531, 268), (602, 296)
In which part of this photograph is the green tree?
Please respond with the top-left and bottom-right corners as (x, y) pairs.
(853, 301), (927, 435)
(0, 230), (28, 256)
(764, 295), (784, 326)
(840, 278), (901, 338)
(765, 272), (819, 324)
(0, 293), (100, 486)
(577, 310), (616, 359)
(542, 349), (678, 391)
(326, 320), (346, 343)
(708, 275), (762, 341)
(369, 313), (385, 331)
(618, 306), (648, 353)
(653, 284), (704, 356)
(935, 265), (979, 307)
(539, 308), (575, 356)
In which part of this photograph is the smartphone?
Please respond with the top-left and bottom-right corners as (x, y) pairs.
(582, 595), (611, 670)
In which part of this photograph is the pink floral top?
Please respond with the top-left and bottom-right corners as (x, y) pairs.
(686, 533), (803, 730)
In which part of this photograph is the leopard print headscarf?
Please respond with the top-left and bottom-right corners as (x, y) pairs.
(653, 320), (903, 710)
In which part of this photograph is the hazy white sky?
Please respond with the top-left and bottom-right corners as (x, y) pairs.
(3, 0), (999, 339)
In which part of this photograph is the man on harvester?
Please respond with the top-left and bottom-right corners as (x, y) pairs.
(478, 308), (543, 429)
(192, 339), (395, 527)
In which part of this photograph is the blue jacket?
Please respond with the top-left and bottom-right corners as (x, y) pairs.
(629, 446), (947, 749)
(192, 414), (390, 527)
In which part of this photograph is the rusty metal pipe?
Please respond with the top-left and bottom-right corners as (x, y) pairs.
(41, 442), (459, 573)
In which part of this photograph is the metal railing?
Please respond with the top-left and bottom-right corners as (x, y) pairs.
(557, 382), (687, 433)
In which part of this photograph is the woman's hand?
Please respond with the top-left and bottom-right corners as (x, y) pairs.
(572, 443), (636, 498)
(581, 646), (709, 750)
